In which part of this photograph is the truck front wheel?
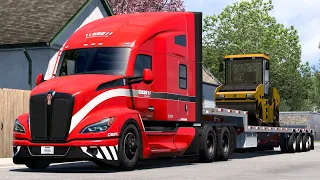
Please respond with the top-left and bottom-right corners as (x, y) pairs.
(118, 124), (141, 171)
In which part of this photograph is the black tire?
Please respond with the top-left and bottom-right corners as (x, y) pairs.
(216, 127), (231, 161)
(25, 159), (50, 170)
(287, 133), (296, 153)
(199, 125), (217, 163)
(307, 134), (311, 151)
(118, 123), (141, 171)
(296, 133), (303, 152)
(229, 126), (237, 155)
(310, 133), (315, 150)
(302, 133), (308, 152)
(280, 133), (288, 153)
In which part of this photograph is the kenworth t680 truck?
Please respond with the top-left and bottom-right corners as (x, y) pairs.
(12, 12), (315, 171)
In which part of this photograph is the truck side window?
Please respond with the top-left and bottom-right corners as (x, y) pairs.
(134, 54), (152, 77)
(175, 35), (186, 47)
(179, 64), (187, 89)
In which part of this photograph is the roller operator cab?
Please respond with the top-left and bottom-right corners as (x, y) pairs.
(12, 12), (237, 170)
(214, 54), (280, 126)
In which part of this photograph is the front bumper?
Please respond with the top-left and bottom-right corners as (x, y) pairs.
(13, 138), (120, 166)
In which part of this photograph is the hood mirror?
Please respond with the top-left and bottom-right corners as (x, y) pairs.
(142, 69), (154, 84)
(36, 74), (44, 86)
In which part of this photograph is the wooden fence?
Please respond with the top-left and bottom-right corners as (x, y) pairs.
(0, 88), (30, 158)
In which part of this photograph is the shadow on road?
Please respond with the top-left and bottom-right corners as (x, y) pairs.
(232, 150), (282, 159)
(9, 157), (196, 174)
(9, 150), (284, 173)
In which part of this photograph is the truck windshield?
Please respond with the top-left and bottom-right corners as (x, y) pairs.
(225, 59), (263, 85)
(57, 47), (130, 76)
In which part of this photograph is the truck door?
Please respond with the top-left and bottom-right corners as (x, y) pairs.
(131, 54), (153, 120)
(178, 61), (188, 121)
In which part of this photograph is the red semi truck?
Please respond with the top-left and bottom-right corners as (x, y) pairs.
(12, 12), (314, 171)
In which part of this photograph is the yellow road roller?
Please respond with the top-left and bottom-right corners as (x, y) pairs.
(214, 54), (280, 127)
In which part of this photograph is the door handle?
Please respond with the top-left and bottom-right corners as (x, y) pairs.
(185, 104), (188, 112)
(1, 122), (3, 130)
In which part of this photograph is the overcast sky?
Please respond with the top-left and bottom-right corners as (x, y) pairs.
(184, 0), (320, 68)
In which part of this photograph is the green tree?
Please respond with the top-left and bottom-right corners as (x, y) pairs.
(310, 61), (320, 111)
(203, 0), (312, 111)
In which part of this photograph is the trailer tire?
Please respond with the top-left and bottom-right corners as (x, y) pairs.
(25, 159), (51, 170)
(302, 133), (308, 152)
(307, 134), (311, 151)
(199, 125), (217, 163)
(280, 134), (288, 153)
(296, 133), (303, 152)
(229, 126), (237, 155)
(216, 127), (231, 161)
(287, 133), (296, 153)
(310, 133), (315, 150)
(118, 123), (141, 171)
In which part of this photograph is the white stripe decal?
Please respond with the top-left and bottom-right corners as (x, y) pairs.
(101, 146), (112, 160)
(13, 146), (21, 157)
(16, 146), (21, 156)
(96, 151), (103, 159)
(109, 146), (118, 160)
(138, 114), (145, 131)
(81, 147), (92, 157)
(69, 88), (131, 133)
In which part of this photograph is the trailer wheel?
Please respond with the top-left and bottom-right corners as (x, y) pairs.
(287, 133), (296, 153)
(25, 159), (51, 170)
(280, 134), (288, 153)
(302, 133), (309, 152)
(310, 133), (315, 150)
(307, 134), (311, 151)
(118, 124), (141, 171)
(296, 133), (303, 152)
(216, 127), (231, 161)
(199, 125), (217, 163)
(229, 126), (237, 155)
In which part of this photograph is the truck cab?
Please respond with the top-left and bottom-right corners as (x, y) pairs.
(13, 12), (216, 170)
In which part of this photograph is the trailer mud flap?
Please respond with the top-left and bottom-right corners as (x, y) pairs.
(236, 132), (258, 148)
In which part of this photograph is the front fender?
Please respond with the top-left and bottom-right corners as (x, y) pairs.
(68, 108), (145, 140)
(68, 107), (151, 159)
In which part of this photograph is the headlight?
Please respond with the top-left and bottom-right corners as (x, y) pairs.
(14, 119), (25, 133)
(80, 117), (115, 134)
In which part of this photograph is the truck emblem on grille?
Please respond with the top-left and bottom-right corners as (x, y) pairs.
(47, 94), (52, 105)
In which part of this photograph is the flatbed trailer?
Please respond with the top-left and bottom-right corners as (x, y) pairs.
(203, 107), (315, 152)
